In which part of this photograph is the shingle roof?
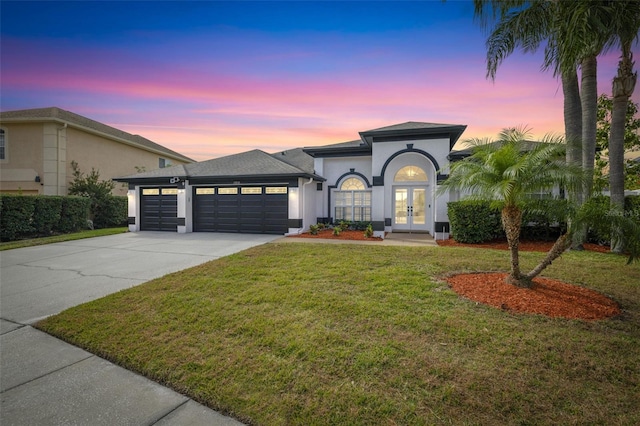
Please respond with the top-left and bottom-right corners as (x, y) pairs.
(270, 147), (315, 174)
(0, 107), (194, 163)
(116, 149), (321, 181)
(363, 121), (463, 133)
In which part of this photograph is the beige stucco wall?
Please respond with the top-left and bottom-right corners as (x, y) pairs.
(0, 123), (45, 194)
(66, 128), (187, 196)
(0, 121), (190, 196)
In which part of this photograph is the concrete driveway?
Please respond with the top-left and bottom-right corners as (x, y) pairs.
(1, 231), (280, 425)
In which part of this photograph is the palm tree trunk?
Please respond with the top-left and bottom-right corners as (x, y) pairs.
(610, 48), (637, 253)
(562, 70), (583, 169)
(562, 69), (584, 250)
(526, 233), (571, 281)
(581, 56), (598, 200)
(502, 205), (529, 287)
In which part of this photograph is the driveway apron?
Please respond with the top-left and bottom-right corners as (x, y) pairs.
(1, 231), (278, 425)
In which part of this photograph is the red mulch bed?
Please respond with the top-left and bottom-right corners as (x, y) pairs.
(436, 237), (610, 253)
(445, 273), (621, 321)
(290, 229), (382, 241)
(439, 238), (620, 320)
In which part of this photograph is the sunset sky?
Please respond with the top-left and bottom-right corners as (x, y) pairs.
(2, 1), (638, 161)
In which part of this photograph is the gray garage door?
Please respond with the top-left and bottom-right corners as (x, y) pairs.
(193, 186), (288, 234)
(140, 187), (178, 231)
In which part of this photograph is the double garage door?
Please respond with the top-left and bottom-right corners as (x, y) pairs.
(140, 185), (288, 234)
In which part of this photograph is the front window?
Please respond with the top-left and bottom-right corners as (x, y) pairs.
(0, 129), (6, 160)
(334, 177), (371, 222)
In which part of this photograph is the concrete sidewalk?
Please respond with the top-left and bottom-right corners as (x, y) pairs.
(1, 232), (278, 426)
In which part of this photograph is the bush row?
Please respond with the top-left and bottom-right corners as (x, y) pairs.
(0, 195), (127, 241)
(447, 196), (638, 244)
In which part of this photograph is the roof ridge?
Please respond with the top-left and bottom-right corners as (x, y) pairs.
(0, 106), (193, 162)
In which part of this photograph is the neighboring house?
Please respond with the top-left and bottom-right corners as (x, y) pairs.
(116, 122), (466, 239)
(0, 107), (194, 196)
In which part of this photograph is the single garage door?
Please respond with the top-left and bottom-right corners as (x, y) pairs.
(140, 187), (178, 231)
(193, 185), (288, 234)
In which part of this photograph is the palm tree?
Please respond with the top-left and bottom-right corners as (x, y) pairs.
(439, 127), (583, 288)
(477, 0), (612, 247)
(607, 0), (640, 252)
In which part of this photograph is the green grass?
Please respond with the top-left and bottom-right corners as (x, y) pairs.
(0, 227), (128, 251)
(36, 243), (640, 425)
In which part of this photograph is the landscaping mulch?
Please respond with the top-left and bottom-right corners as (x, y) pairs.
(289, 229), (382, 241)
(437, 237), (610, 253)
(439, 238), (620, 321)
(445, 272), (621, 321)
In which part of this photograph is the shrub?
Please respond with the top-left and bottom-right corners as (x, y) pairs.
(33, 196), (63, 236)
(364, 224), (374, 238)
(58, 197), (91, 234)
(93, 196), (127, 228)
(309, 224), (319, 235)
(0, 195), (36, 241)
(587, 195), (640, 247)
(521, 199), (568, 241)
(447, 200), (503, 243)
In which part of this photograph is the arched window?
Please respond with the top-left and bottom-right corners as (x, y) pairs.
(334, 177), (370, 222)
(340, 177), (365, 191)
(394, 166), (427, 182)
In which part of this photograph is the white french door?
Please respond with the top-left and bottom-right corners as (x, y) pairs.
(393, 186), (429, 232)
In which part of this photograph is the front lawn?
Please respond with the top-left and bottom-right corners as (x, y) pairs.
(37, 243), (640, 425)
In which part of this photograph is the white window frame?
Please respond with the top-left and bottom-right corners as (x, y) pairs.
(334, 177), (371, 222)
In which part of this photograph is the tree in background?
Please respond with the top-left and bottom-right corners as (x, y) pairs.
(594, 94), (640, 192)
(473, 0), (640, 252)
(68, 161), (115, 225)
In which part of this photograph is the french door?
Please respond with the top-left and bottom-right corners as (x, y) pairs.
(393, 186), (429, 232)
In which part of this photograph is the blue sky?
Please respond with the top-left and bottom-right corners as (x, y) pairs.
(2, 1), (636, 160)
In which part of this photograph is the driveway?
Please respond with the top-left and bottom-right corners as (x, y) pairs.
(1, 231), (280, 425)
(1, 231), (280, 324)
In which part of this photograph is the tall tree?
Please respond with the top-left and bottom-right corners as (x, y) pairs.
(594, 94), (640, 191)
(475, 0), (637, 249)
(607, 0), (640, 252)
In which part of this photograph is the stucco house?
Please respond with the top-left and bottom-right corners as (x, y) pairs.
(0, 107), (193, 196)
(117, 121), (466, 239)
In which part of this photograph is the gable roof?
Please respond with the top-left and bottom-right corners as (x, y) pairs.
(303, 139), (370, 157)
(116, 148), (322, 182)
(0, 107), (194, 163)
(359, 121), (467, 149)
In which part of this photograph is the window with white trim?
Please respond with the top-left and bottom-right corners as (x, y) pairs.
(334, 177), (371, 222)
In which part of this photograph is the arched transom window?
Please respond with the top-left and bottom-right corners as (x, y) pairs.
(340, 177), (365, 191)
(394, 165), (427, 182)
(334, 177), (371, 222)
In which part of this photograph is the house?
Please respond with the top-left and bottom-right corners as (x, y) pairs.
(0, 107), (194, 196)
(116, 122), (466, 239)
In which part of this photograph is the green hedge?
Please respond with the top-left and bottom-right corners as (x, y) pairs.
(0, 195), (90, 241)
(586, 195), (640, 245)
(0, 195), (36, 241)
(447, 200), (503, 243)
(93, 196), (128, 228)
(448, 196), (638, 245)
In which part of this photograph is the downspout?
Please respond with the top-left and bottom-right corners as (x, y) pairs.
(300, 177), (314, 234)
(57, 123), (67, 195)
